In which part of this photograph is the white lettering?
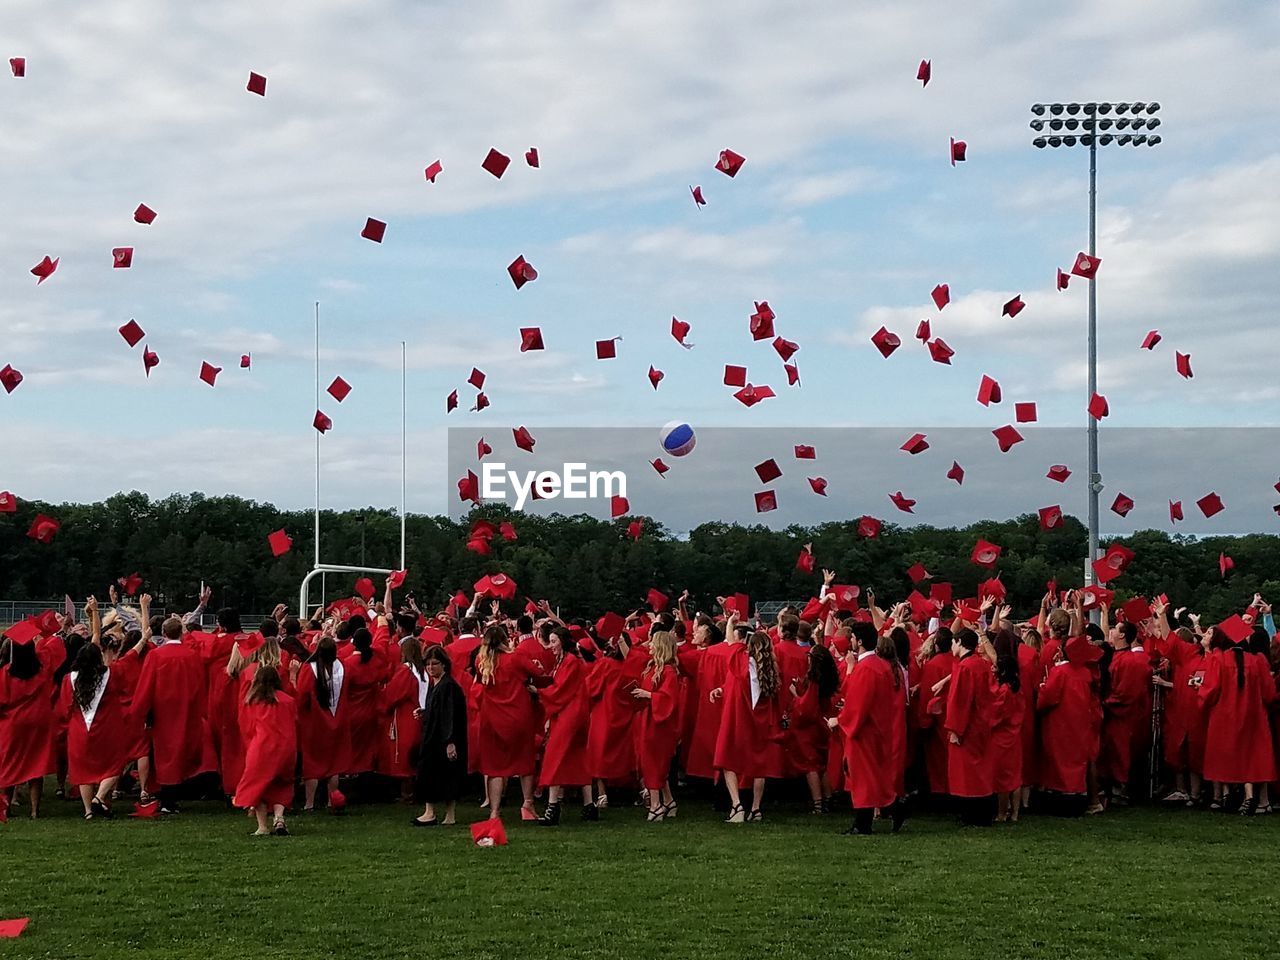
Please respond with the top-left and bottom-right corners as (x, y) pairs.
(561, 462), (586, 498)
(480, 463), (507, 501)
(590, 469), (627, 500)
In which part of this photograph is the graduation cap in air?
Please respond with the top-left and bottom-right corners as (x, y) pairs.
(134, 203), (156, 224)
(651, 458), (669, 476)
(627, 521), (643, 541)
(143, 347), (160, 375)
(610, 495), (629, 518)
(475, 573), (517, 600)
(596, 338), (621, 360)
(690, 185), (706, 206)
(313, 410), (332, 433)
(1110, 492), (1134, 517)
(9, 57), (25, 77)
(858, 516), (882, 538)
(977, 375), (1001, 406)
(784, 362), (800, 386)
(773, 336), (799, 362)
(889, 491), (915, 513)
(797, 545), (815, 573)
(949, 138), (966, 165)
(1002, 295), (1025, 318)
(1169, 500), (1183, 523)
(525, 147), (539, 168)
(1197, 492), (1223, 518)
(199, 362), (221, 387)
(754, 490), (778, 513)
(267, 529), (292, 557)
(446, 390), (459, 413)
(112, 247), (134, 268)
(513, 426), (536, 452)
(247, 71), (267, 96)
(1071, 252), (1101, 279)
(993, 424), (1023, 453)
(361, 218), (386, 243)
(424, 160), (443, 182)
(906, 562), (930, 583)
(1080, 586), (1114, 611)
(1176, 352), (1193, 379)
(1047, 464), (1071, 483)
(1088, 393), (1109, 420)
(901, 433), (929, 455)
(1015, 402), (1037, 423)
(749, 309), (775, 341)
(482, 148), (511, 178)
(240, 354), (251, 369)
(794, 444), (816, 459)
(119, 319), (145, 347)
(971, 539), (1001, 568)
(947, 461), (965, 484)
(671, 317), (693, 348)
(724, 364), (747, 387)
(0, 491), (16, 513)
(520, 327), (544, 352)
(458, 470), (480, 504)
(928, 338), (954, 364)
(915, 319), (931, 341)
(31, 256), (58, 283)
(26, 514), (59, 544)
(647, 588), (669, 613)
(648, 365), (664, 390)
(931, 283), (950, 310)
(1057, 269), (1070, 291)
(755, 459), (782, 483)
(477, 437), (492, 459)
(1, 364), (23, 394)
(808, 477), (828, 496)
(508, 256), (537, 289)
(1039, 505), (1063, 530)
(733, 384), (775, 407)
(1093, 542), (1135, 584)
(472, 392), (490, 412)
(716, 149), (745, 177)
(916, 59), (931, 86)
(872, 327), (901, 358)
(327, 377), (352, 402)
(1142, 330), (1161, 350)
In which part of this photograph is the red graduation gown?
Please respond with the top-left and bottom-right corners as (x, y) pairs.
(1098, 647), (1153, 784)
(944, 652), (995, 797)
(0, 642), (59, 788)
(837, 653), (900, 809)
(773, 638), (809, 775)
(1016, 643), (1039, 787)
(476, 653), (544, 778)
(636, 666), (681, 790)
(915, 651), (953, 794)
(538, 655), (591, 788)
(132, 641), (214, 787)
(295, 662), (352, 780)
(61, 669), (132, 785)
(1201, 649), (1277, 784)
(713, 645), (785, 780)
(1036, 657), (1096, 793)
(378, 663), (427, 779)
(788, 679), (832, 774)
(586, 657), (637, 782)
(233, 692), (298, 808)
(191, 631), (242, 791)
(110, 647), (149, 762)
(340, 649), (391, 774)
(446, 634), (483, 773)
(682, 642), (732, 779)
(1155, 635), (1205, 773)
(989, 681), (1024, 794)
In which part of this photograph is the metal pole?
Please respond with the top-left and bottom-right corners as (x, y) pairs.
(400, 340), (407, 570)
(1086, 136), (1100, 593)
(314, 301), (321, 570)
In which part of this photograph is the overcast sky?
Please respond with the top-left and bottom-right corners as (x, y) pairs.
(3, 0), (1279, 535)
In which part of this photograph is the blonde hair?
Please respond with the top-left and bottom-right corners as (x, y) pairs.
(475, 625), (509, 685)
(747, 631), (780, 700)
(643, 631), (678, 685)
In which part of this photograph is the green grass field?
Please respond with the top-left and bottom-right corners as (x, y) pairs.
(2, 790), (1277, 960)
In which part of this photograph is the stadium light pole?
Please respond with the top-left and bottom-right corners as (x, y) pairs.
(1030, 101), (1162, 592)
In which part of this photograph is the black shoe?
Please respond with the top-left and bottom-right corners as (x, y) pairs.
(90, 798), (114, 820)
(160, 804), (180, 815)
(891, 798), (908, 834)
(273, 820), (290, 837)
(581, 803), (599, 822)
(412, 817), (439, 827)
(539, 802), (561, 826)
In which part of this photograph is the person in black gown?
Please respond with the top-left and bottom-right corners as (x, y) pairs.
(412, 645), (467, 826)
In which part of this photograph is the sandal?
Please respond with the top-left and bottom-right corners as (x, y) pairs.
(811, 799), (825, 815)
(646, 807), (666, 822)
(273, 819), (290, 836)
(662, 801), (678, 820)
(724, 803), (745, 824)
(90, 797), (113, 820)
(596, 794), (609, 810)
(747, 808), (763, 822)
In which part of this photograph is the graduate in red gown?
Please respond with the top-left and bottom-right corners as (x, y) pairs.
(474, 624), (552, 821)
(233, 664), (298, 836)
(989, 628), (1025, 822)
(773, 615), (809, 778)
(447, 615), (484, 776)
(632, 630), (682, 821)
(789, 642), (840, 813)
(835, 622), (907, 835)
(131, 614), (213, 813)
(379, 635), (429, 787)
(681, 621), (732, 782)
(197, 608), (252, 797)
(1098, 620), (1153, 803)
(712, 619), (786, 823)
(1015, 623), (1041, 808)
(945, 628), (997, 825)
(1200, 627), (1277, 813)
(914, 627), (954, 797)
(536, 625), (597, 824)
(1152, 615), (1208, 805)
(1038, 631), (1102, 799)
(340, 626), (389, 776)
(585, 637), (637, 807)
(294, 634), (351, 811)
(0, 619), (62, 818)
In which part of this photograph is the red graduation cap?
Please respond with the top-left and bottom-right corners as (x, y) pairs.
(949, 137), (966, 165)
(753, 300), (775, 322)
(1094, 542), (1135, 583)
(327, 377), (352, 402)
(749, 310), (775, 341)
(1088, 393), (1109, 420)
(671, 316), (693, 348)
(993, 424), (1023, 453)
(755, 490), (778, 513)
(733, 383), (775, 407)
(796, 546), (815, 574)
(458, 470), (480, 503)
(446, 390), (459, 413)
(808, 476), (828, 496)
(595, 611), (625, 641)
(799, 596), (828, 621)
(468, 368), (486, 390)
(1015, 402), (1037, 423)
(508, 255), (537, 288)
(466, 537), (492, 557)
(1219, 552), (1234, 578)
(0, 364), (23, 394)
(0, 491), (15, 513)
(118, 319), (145, 347)
(1197, 491), (1224, 518)
(1002, 295), (1025, 318)
(794, 444), (816, 459)
(451, 590), (470, 613)
(648, 365), (664, 390)
(360, 218), (386, 243)
(477, 437), (492, 459)
(915, 319), (931, 342)
(596, 338), (620, 360)
(724, 364), (747, 387)
(971, 539), (1001, 568)
(130, 799), (160, 819)
(901, 433), (929, 455)
(1218, 614), (1250, 644)
(651, 458), (669, 476)
(908, 591), (940, 623)
(267, 529), (292, 557)
(0, 918), (30, 938)
(907, 562), (930, 583)
(755, 458), (782, 483)
(472, 392), (490, 412)
(1080, 585), (1114, 611)
(519, 327), (544, 352)
(112, 247), (134, 268)
(353, 577), (376, 601)
(889, 491), (915, 513)
(691, 185), (706, 206)
(716, 149), (746, 177)
(3, 619), (42, 644)
(525, 147), (539, 168)
(930, 581), (953, 607)
(513, 426), (536, 452)
(31, 255), (58, 283)
(928, 338), (954, 364)
(1047, 464), (1071, 483)
(240, 354), (251, 369)
(119, 572), (143, 596)
(977, 375), (1002, 406)
(1141, 330), (1161, 350)
(313, 410), (332, 433)
(931, 283), (950, 310)
(1110, 492), (1134, 517)
(388, 569), (408, 588)
(1071, 252), (1101, 279)
(773, 336), (799, 362)
(978, 576), (1007, 603)
(611, 495), (629, 518)
(26, 513), (60, 544)
(871, 326), (901, 358)
(471, 818), (509, 847)
(1120, 596), (1151, 624)
(139, 346), (158, 377)
(784, 362), (800, 386)
(857, 516), (882, 538)
(627, 520), (643, 541)
(917, 58), (931, 86)
(471, 518), (498, 542)
(947, 461), (965, 484)
(830, 585), (860, 613)
(1169, 499), (1183, 522)
(482, 148), (511, 178)
(424, 159), (443, 182)
(724, 593), (752, 617)
(1038, 504), (1063, 530)
(246, 71), (267, 96)
(1057, 268), (1070, 291)
(9, 57), (25, 77)
(647, 588), (669, 613)
(134, 203), (156, 224)
(199, 361), (221, 386)
(1176, 352), (1193, 379)
(481, 573), (518, 600)
(236, 632), (266, 658)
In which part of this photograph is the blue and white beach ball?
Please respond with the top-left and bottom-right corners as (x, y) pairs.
(659, 421), (697, 457)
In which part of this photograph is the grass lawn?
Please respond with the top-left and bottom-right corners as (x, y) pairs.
(1, 788), (1277, 960)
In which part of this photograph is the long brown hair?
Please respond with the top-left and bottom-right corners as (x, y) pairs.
(475, 624), (509, 685)
(246, 663), (284, 705)
(747, 631), (780, 700)
(643, 631), (678, 685)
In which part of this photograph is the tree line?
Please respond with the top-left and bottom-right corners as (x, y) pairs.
(2, 491), (1276, 622)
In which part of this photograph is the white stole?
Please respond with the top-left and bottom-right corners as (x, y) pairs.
(748, 658), (761, 708)
(70, 670), (110, 730)
(312, 659), (345, 715)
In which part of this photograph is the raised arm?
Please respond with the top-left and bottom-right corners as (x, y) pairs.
(182, 584), (213, 627)
(136, 594), (154, 650)
(86, 596), (102, 646)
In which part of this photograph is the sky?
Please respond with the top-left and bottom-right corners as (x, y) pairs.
(3, 0), (1280, 535)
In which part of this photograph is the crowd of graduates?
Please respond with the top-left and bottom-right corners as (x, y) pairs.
(1, 568), (1277, 838)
